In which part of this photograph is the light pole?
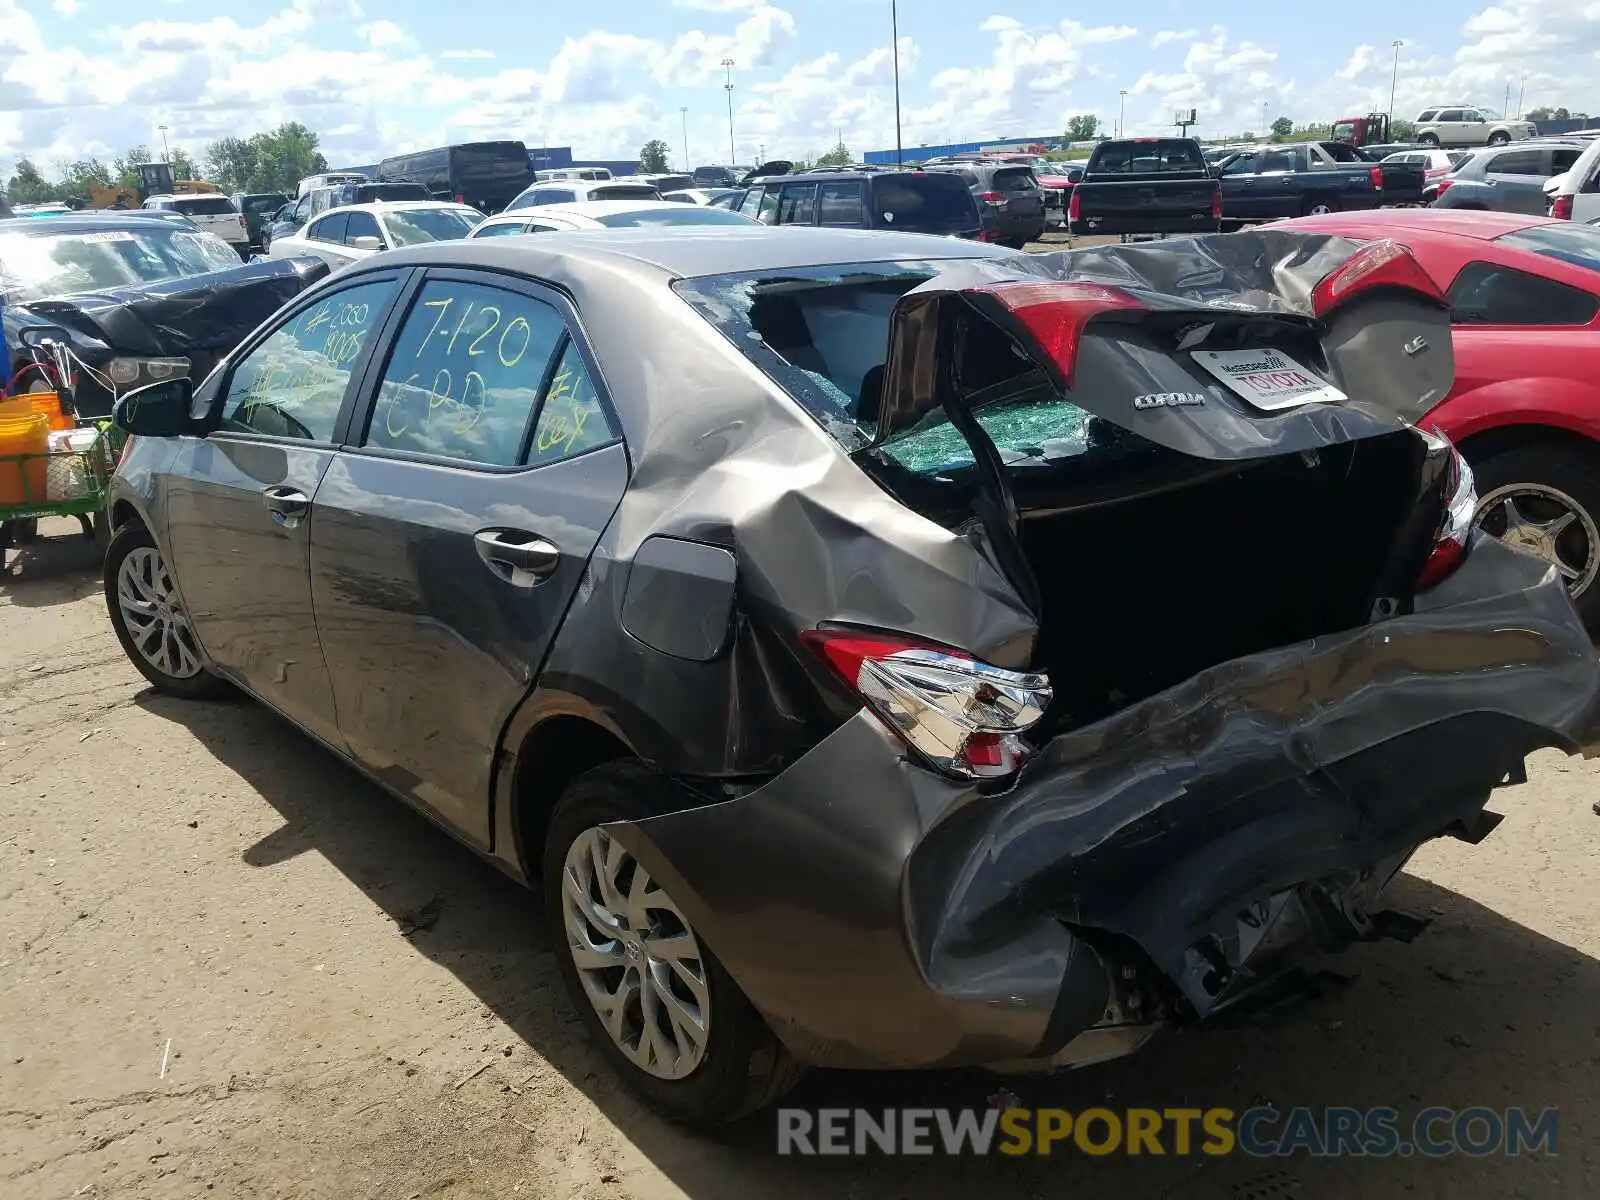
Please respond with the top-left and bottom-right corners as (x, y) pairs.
(890, 0), (903, 166)
(1118, 90), (1128, 138)
(1516, 75), (1527, 118)
(1389, 40), (1402, 117)
(1261, 100), (1269, 137)
(158, 124), (170, 163)
(721, 58), (736, 165)
(680, 107), (690, 171)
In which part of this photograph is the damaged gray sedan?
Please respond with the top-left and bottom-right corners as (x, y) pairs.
(103, 226), (1600, 1126)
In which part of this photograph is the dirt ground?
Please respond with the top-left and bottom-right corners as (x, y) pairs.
(3, 519), (1598, 1200)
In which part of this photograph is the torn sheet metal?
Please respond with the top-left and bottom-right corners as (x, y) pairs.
(607, 539), (1600, 1070)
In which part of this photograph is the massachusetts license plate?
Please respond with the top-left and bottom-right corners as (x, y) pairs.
(1190, 349), (1347, 411)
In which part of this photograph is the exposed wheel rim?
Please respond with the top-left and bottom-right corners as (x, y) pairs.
(561, 827), (711, 1081)
(1308, 203), (1334, 215)
(116, 546), (205, 679)
(1475, 482), (1600, 599)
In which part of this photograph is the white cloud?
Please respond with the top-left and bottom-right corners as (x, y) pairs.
(1150, 29), (1197, 49)
(440, 49), (495, 61)
(358, 20), (415, 53)
(51, 0), (77, 14)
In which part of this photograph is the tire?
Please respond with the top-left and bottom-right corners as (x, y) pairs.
(1302, 195), (1339, 217)
(1418, 133), (1441, 148)
(1488, 131), (1510, 146)
(543, 761), (803, 1126)
(1470, 443), (1600, 630)
(103, 521), (232, 698)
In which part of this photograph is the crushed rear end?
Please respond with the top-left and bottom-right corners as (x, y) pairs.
(608, 230), (1600, 1072)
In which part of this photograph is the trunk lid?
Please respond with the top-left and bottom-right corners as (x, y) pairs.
(871, 232), (1453, 454)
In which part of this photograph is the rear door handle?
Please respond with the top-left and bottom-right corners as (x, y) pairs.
(262, 486), (309, 527)
(474, 529), (561, 588)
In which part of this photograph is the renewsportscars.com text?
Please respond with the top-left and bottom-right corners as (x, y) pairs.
(775, 1106), (1558, 1158)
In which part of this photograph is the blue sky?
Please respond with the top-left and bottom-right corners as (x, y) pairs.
(1, 0), (1592, 176)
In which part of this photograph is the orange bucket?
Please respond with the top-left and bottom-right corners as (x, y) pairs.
(0, 391), (72, 431)
(0, 414), (50, 508)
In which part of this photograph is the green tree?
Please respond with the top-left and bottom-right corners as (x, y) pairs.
(638, 139), (670, 173)
(1270, 116), (1294, 139)
(1389, 118), (1417, 141)
(1526, 106), (1554, 121)
(169, 149), (200, 182)
(816, 140), (852, 167)
(54, 157), (114, 204)
(204, 136), (261, 192)
(250, 123), (328, 193)
(112, 146), (154, 189)
(5, 158), (61, 205)
(1065, 113), (1100, 141)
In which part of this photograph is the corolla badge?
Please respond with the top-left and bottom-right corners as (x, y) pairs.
(1403, 335), (1429, 356)
(1133, 391), (1206, 410)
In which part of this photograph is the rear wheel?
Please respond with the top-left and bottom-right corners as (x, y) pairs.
(1302, 196), (1339, 216)
(103, 521), (231, 698)
(543, 761), (803, 1125)
(1471, 444), (1600, 629)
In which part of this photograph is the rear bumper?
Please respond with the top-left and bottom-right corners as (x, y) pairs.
(609, 539), (1600, 1071)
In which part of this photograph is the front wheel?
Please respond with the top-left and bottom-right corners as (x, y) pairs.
(543, 761), (803, 1125)
(1472, 443), (1600, 630)
(103, 521), (232, 698)
(1418, 133), (1441, 148)
(1488, 131), (1511, 146)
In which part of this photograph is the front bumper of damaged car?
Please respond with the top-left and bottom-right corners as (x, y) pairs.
(605, 539), (1600, 1073)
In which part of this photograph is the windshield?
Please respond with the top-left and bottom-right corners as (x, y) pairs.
(1497, 223), (1600, 275)
(871, 175), (978, 225)
(379, 207), (484, 246)
(0, 225), (243, 302)
(592, 207), (757, 228)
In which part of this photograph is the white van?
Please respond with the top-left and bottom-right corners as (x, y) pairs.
(534, 168), (613, 182)
(296, 171), (370, 199)
(1549, 138), (1600, 222)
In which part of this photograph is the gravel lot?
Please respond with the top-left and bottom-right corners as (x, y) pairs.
(4, 507), (1599, 1200)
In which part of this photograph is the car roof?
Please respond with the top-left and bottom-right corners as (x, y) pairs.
(1270, 209), (1558, 241)
(489, 199), (691, 223)
(372, 225), (1015, 281)
(317, 201), (478, 217)
(0, 215), (193, 234)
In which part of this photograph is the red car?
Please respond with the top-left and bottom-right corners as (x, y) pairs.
(1273, 209), (1600, 627)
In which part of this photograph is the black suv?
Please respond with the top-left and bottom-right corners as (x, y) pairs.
(923, 161), (1045, 248)
(733, 170), (985, 240)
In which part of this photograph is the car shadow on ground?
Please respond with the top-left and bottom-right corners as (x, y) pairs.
(0, 520), (103, 606)
(137, 691), (1595, 1200)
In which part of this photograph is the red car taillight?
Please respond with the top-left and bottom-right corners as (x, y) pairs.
(978, 190), (1005, 205)
(802, 629), (1052, 780)
(972, 281), (1146, 386)
(1435, 178), (1453, 199)
(1210, 182), (1223, 221)
(1552, 193), (1573, 220)
(1369, 165), (1384, 190)
(1414, 429), (1477, 591)
(1310, 239), (1445, 319)
(1067, 188), (1081, 224)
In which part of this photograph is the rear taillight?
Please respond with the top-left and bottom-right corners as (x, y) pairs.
(1210, 183), (1222, 221)
(1415, 428), (1477, 591)
(972, 281), (1145, 386)
(802, 629), (1051, 780)
(455, 192), (465, 204)
(976, 229), (997, 242)
(1067, 188), (1081, 224)
(1552, 193), (1573, 220)
(978, 190), (1005, 205)
(1435, 178), (1453, 198)
(1369, 165), (1384, 190)
(1311, 239), (1446, 318)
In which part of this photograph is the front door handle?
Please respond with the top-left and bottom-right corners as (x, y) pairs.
(474, 529), (561, 588)
(262, 486), (309, 528)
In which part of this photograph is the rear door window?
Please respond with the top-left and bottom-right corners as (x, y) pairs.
(343, 211), (382, 244)
(1486, 150), (1542, 175)
(1449, 261), (1600, 326)
(777, 183), (818, 225)
(1417, 109), (1439, 122)
(818, 182), (863, 226)
(308, 213), (348, 243)
(1551, 148), (1583, 174)
(993, 168), (1036, 192)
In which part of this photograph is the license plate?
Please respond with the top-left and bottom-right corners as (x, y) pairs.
(1190, 349), (1346, 411)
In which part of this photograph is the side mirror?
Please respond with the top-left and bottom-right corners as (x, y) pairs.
(1066, 168), (1083, 184)
(348, 235), (385, 251)
(113, 377), (193, 438)
(18, 324), (73, 349)
(1210, 165), (1224, 178)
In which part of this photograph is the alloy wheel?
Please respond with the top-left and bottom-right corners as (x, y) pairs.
(561, 827), (711, 1081)
(115, 546), (204, 679)
(1475, 482), (1600, 598)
